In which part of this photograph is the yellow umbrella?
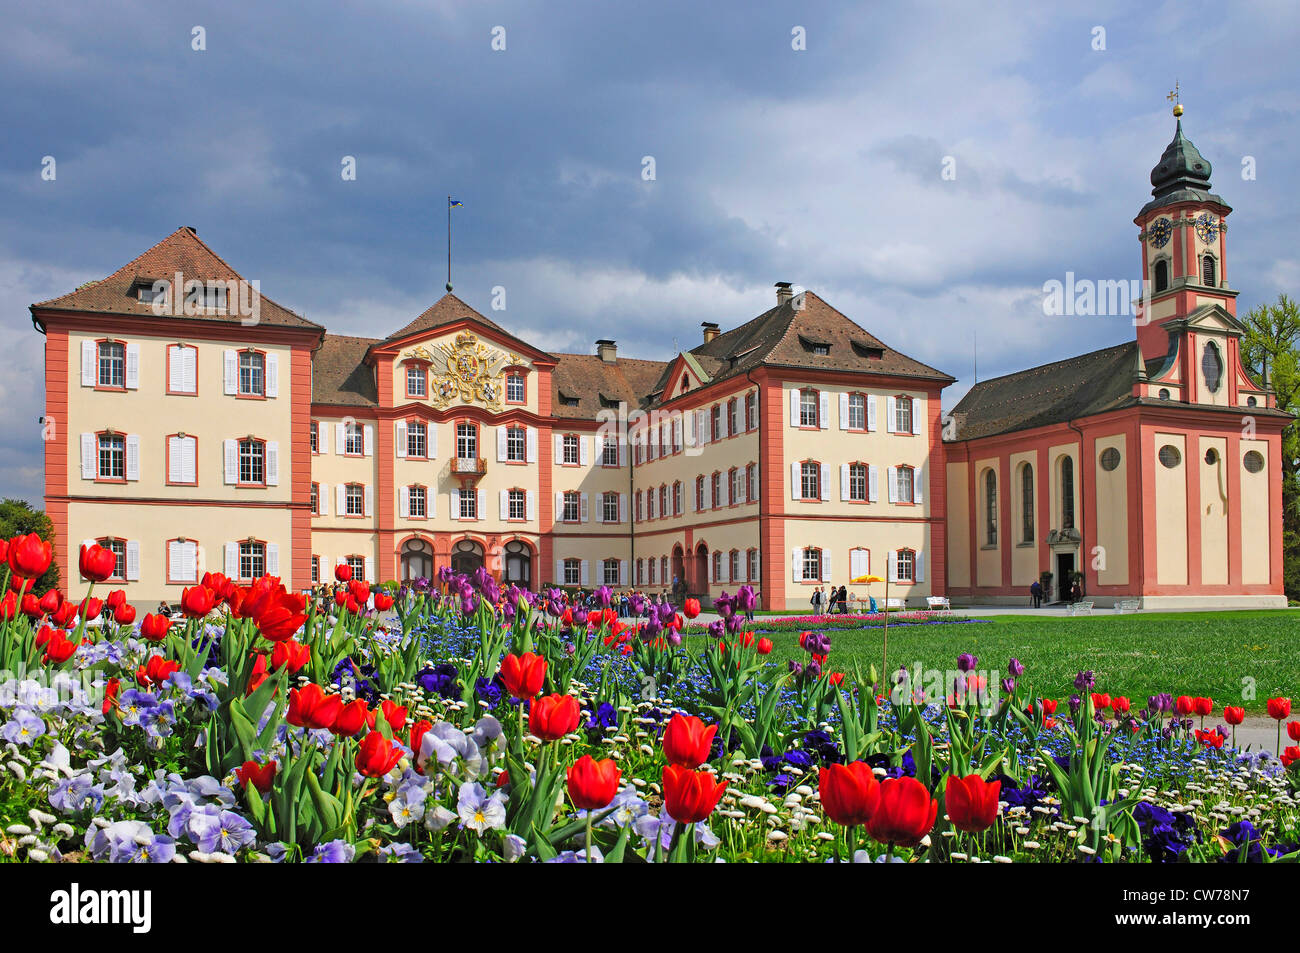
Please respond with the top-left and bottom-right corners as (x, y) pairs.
(850, 574), (889, 683)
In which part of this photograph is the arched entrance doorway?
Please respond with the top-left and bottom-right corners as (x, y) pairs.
(400, 538), (434, 583)
(451, 539), (485, 576)
(694, 542), (709, 593)
(502, 539), (533, 588)
(671, 544), (686, 594)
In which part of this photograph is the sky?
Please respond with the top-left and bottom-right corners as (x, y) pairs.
(2, 0), (1298, 504)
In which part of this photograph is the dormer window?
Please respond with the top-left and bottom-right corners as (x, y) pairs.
(135, 281), (167, 304)
(558, 390), (580, 407)
(850, 339), (884, 360)
(799, 334), (831, 356)
(812, 344), (829, 356)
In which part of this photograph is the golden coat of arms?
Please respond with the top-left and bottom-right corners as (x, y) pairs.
(414, 331), (512, 412)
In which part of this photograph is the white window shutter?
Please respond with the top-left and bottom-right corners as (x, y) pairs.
(224, 439), (237, 484)
(81, 341), (96, 386)
(579, 437), (589, 466)
(580, 560), (589, 586)
(719, 558), (728, 583)
(364, 557), (374, 582)
(168, 436), (182, 483)
(477, 488), (485, 518)
(580, 493), (589, 523)
(791, 461), (800, 500)
(594, 433), (604, 460)
(703, 479), (712, 509)
(839, 393), (850, 430)
(81, 433), (95, 479)
(686, 412), (696, 446)
(428, 487), (436, 518)
(555, 491), (564, 518)
(363, 425), (374, 456)
(125, 435), (140, 481)
(791, 548), (803, 582)
(399, 485), (410, 518)
(500, 489), (509, 520)
(912, 398), (925, 436)
(555, 559), (564, 583)
(915, 466), (925, 505)
(526, 490), (535, 521)
(527, 427), (537, 463)
(718, 412), (727, 440)
(915, 552), (926, 583)
(820, 463), (830, 501)
(497, 427), (508, 462)
(225, 542), (238, 576)
(224, 350), (238, 395)
(619, 559), (628, 585)
(888, 551), (898, 583)
(554, 434), (564, 459)
(886, 396), (897, 433)
(888, 466), (899, 503)
(364, 485), (373, 517)
(754, 468), (760, 500)
(867, 395), (878, 431)
(335, 423), (345, 454)
(619, 493), (628, 522)
(822, 549), (832, 582)
(789, 389), (800, 426)
(182, 436), (196, 483)
(335, 483), (345, 514)
(428, 423), (437, 458)
(125, 343), (140, 390)
(819, 392), (830, 429)
(184, 347), (197, 393)
(125, 541), (140, 581)
(168, 541), (181, 582)
(869, 465), (879, 502)
(452, 488), (461, 517)
(266, 441), (279, 485)
(395, 421), (407, 458)
(266, 354), (279, 398)
(319, 482), (329, 515)
(266, 543), (279, 576)
(840, 464), (850, 500)
(718, 479), (728, 507)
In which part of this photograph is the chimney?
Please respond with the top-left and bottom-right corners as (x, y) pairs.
(775, 281), (793, 306)
(701, 321), (720, 344)
(596, 339), (618, 363)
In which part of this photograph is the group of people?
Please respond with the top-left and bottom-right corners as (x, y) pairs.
(1029, 577), (1084, 608)
(809, 585), (861, 615)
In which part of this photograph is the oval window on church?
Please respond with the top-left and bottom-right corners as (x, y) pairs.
(1243, 450), (1265, 474)
(1158, 445), (1182, 469)
(1099, 447), (1121, 471)
(1202, 342), (1223, 393)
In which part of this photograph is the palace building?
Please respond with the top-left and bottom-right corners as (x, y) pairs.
(33, 115), (1288, 609)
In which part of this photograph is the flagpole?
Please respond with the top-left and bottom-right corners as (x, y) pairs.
(446, 195), (452, 292)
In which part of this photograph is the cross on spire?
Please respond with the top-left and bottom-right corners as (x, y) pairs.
(1167, 80), (1183, 117)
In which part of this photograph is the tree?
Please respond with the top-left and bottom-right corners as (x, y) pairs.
(0, 499), (60, 595)
(1240, 293), (1300, 599)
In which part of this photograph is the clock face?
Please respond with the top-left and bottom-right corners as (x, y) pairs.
(1148, 218), (1172, 249)
(1195, 213), (1218, 244)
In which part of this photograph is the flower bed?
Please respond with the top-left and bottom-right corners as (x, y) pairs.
(1, 537), (1298, 863)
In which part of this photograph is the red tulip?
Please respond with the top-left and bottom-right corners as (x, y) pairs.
(42, 632), (80, 664)
(51, 601), (77, 628)
(136, 654), (181, 687)
(500, 652), (547, 699)
(1193, 697), (1214, 717)
(245, 653), (270, 695)
(180, 585), (217, 618)
(254, 590), (307, 643)
(345, 595), (361, 615)
(818, 761), (880, 827)
(331, 699), (370, 737)
(662, 713), (717, 768)
(139, 612), (171, 643)
(757, 637), (773, 655)
(1112, 696), (1131, 714)
(380, 699), (408, 733)
(1195, 729), (1225, 749)
(0, 537), (7, 565)
(113, 603), (136, 626)
(866, 776), (938, 847)
(235, 760), (278, 794)
(102, 677), (120, 715)
(661, 764), (727, 824)
(105, 589), (127, 612)
(1091, 693), (1111, 710)
(1281, 746), (1300, 769)
(1175, 695), (1194, 716)
(9, 533), (53, 579)
(20, 593), (41, 618)
(78, 597), (102, 621)
(373, 592), (394, 611)
(1267, 698), (1292, 721)
(79, 542), (117, 583)
(828, 672), (845, 686)
(286, 684), (344, 730)
(567, 755), (622, 810)
(683, 598), (701, 619)
(334, 563), (352, 582)
(944, 774), (1002, 833)
(409, 719), (433, 766)
(529, 693), (581, 741)
(1287, 721), (1300, 743)
(1041, 698), (1058, 715)
(1223, 706), (1245, 726)
(38, 589), (63, 615)
(355, 730), (403, 778)
(270, 639), (310, 674)
(349, 580), (371, 604)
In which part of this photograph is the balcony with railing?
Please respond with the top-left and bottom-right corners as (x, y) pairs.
(451, 456), (487, 480)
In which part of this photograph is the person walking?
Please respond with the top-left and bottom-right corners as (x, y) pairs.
(1030, 580), (1043, 609)
(810, 586), (823, 615)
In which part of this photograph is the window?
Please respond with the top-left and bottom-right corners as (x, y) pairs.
(563, 559), (581, 586)
(746, 391), (758, 431)
(1158, 445), (1182, 469)
(407, 422), (428, 458)
(311, 556), (320, 584)
(1021, 464), (1034, 543)
(800, 389), (819, 427)
(848, 463), (867, 501)
(711, 473), (722, 509)
(748, 549), (760, 582)
(635, 490), (643, 522)
(895, 396), (913, 434)
(660, 556), (669, 584)
(239, 541), (266, 581)
(563, 491), (581, 523)
(98, 433), (125, 480)
(98, 341), (125, 388)
(562, 434), (579, 465)
(459, 489), (478, 520)
(602, 559), (620, 586)
(729, 468), (741, 504)
(747, 463), (758, 502)
(1204, 448), (1219, 466)
(659, 485), (668, 516)
(410, 485), (427, 518)
(730, 550), (742, 582)
(712, 552), (722, 583)
(506, 427), (526, 462)
(99, 538), (126, 581)
(238, 351), (265, 397)
(1247, 396), (1258, 407)
(896, 549), (915, 583)
(508, 488), (525, 520)
(672, 418), (682, 454)
(457, 423), (478, 460)
(1158, 388), (1171, 400)
(344, 423), (364, 455)
(198, 285), (227, 311)
(695, 476), (705, 511)
(728, 399), (739, 436)
(984, 469), (997, 546)
(1202, 342), (1223, 393)
(406, 364), (426, 398)
(347, 555), (366, 582)
(346, 484), (364, 516)
(506, 374), (525, 403)
(635, 559), (644, 584)
(711, 405), (722, 441)
(310, 422), (319, 454)
(648, 557), (657, 584)
(603, 492), (619, 523)
(1060, 457), (1075, 530)
(896, 465), (915, 504)
(1201, 255), (1217, 287)
(601, 437), (619, 467)
(646, 489), (656, 520)
(1154, 259), (1169, 293)
(1244, 450), (1265, 474)
(310, 483), (319, 514)
(801, 462), (820, 500)
(1099, 448), (1121, 472)
(811, 344), (829, 356)
(137, 283), (166, 303)
(802, 547), (821, 582)
(238, 439), (265, 485)
(848, 393), (866, 430)
(673, 481), (682, 515)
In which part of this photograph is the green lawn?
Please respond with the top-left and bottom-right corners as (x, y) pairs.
(732, 610), (1299, 714)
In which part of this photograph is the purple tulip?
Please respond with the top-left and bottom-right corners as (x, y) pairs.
(957, 653), (977, 672)
(1008, 658), (1024, 677)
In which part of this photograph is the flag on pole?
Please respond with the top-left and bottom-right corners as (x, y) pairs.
(449, 198), (463, 207)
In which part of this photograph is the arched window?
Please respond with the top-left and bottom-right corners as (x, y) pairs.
(1060, 456), (1075, 530)
(1201, 255), (1216, 287)
(1153, 259), (1169, 293)
(1020, 463), (1034, 543)
(984, 469), (997, 546)
(1202, 342), (1223, 393)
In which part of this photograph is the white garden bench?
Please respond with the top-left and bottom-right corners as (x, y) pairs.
(926, 596), (952, 614)
(885, 597), (907, 611)
(1065, 600), (1094, 616)
(1114, 599), (1141, 614)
